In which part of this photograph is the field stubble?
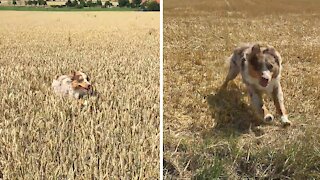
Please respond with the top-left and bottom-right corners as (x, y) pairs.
(0, 11), (159, 179)
(164, 0), (320, 179)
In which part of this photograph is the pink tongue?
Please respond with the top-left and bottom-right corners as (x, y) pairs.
(260, 78), (268, 87)
(80, 86), (88, 91)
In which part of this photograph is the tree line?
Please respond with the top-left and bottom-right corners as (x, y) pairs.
(13, 0), (159, 11)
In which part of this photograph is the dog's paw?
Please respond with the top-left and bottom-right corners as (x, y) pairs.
(264, 114), (274, 122)
(280, 115), (292, 127)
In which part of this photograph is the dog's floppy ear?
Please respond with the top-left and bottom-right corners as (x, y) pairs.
(247, 44), (261, 65)
(263, 46), (280, 65)
(69, 70), (76, 80)
(251, 44), (261, 55)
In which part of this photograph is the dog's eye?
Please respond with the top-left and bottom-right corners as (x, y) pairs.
(267, 63), (273, 70)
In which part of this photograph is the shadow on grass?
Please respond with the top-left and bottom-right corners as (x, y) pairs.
(178, 84), (268, 179)
(205, 83), (264, 138)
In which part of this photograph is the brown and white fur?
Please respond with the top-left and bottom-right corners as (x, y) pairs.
(221, 43), (291, 126)
(52, 71), (93, 99)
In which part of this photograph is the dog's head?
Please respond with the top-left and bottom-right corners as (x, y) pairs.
(70, 71), (92, 92)
(246, 44), (281, 87)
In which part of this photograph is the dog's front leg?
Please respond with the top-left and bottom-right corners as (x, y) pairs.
(272, 84), (291, 126)
(248, 86), (274, 122)
(221, 57), (240, 89)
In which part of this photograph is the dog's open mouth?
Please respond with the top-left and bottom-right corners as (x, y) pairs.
(259, 78), (269, 87)
(78, 86), (90, 91)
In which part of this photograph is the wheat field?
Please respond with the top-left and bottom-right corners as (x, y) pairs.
(0, 11), (159, 179)
(164, 0), (320, 179)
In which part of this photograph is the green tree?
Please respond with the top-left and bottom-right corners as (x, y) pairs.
(86, 0), (92, 7)
(146, 1), (159, 11)
(71, 0), (78, 7)
(12, 0), (17, 5)
(132, 0), (141, 7)
(104, 1), (112, 7)
(65, 0), (72, 6)
(118, 0), (129, 7)
(96, 0), (102, 6)
(79, 0), (86, 7)
(38, 0), (45, 5)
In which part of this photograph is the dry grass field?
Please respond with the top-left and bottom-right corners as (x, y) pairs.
(0, 11), (159, 179)
(164, 0), (320, 179)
